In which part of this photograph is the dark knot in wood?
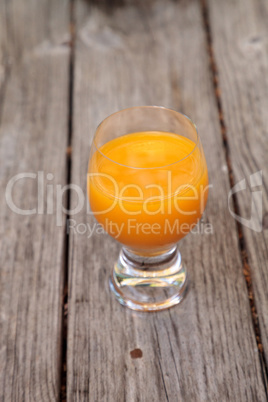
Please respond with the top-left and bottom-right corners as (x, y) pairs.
(130, 348), (143, 359)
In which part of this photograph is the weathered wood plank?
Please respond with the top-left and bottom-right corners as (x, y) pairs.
(207, 0), (268, 373)
(68, 0), (267, 400)
(0, 0), (70, 400)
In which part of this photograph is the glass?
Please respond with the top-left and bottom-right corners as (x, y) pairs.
(87, 106), (209, 311)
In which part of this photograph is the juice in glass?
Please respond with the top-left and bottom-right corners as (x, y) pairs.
(88, 131), (208, 252)
(87, 107), (209, 311)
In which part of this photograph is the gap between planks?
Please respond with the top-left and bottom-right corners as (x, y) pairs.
(60, 0), (75, 400)
(200, 0), (268, 391)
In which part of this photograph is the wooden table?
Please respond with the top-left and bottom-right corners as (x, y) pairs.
(0, 0), (267, 400)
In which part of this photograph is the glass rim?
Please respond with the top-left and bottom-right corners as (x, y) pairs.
(93, 106), (200, 170)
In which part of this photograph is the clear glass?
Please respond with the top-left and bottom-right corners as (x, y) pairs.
(88, 106), (209, 311)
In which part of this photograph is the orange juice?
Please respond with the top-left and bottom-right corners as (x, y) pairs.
(88, 131), (208, 251)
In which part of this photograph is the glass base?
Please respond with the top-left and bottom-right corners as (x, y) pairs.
(109, 246), (188, 312)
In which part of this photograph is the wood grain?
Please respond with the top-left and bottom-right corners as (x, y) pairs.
(67, 0), (267, 400)
(0, 0), (70, 400)
(207, 0), (268, 373)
